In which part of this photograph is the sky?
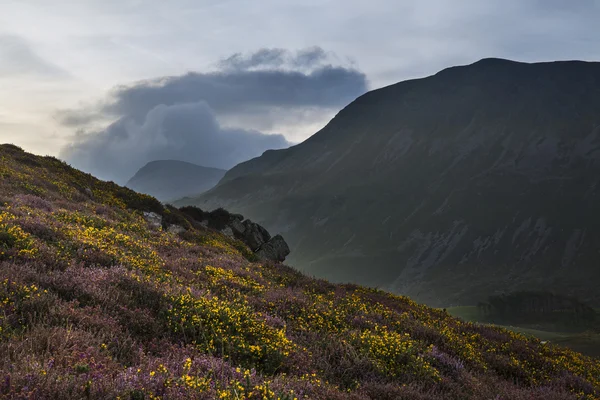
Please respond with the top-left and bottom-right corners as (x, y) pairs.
(1, 0), (599, 182)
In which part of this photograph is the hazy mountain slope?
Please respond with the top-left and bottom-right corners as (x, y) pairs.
(126, 160), (226, 202)
(3, 143), (599, 398)
(182, 58), (600, 307)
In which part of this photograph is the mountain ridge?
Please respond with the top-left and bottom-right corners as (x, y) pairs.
(182, 58), (600, 307)
(220, 57), (600, 183)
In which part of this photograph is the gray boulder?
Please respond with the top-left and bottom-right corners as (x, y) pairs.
(256, 235), (291, 262)
(167, 224), (187, 234)
(175, 205), (289, 261)
(221, 226), (234, 238)
(241, 220), (271, 251)
(143, 212), (163, 229)
(229, 218), (246, 236)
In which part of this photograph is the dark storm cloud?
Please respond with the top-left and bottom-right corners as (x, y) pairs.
(219, 48), (288, 70)
(97, 66), (365, 123)
(59, 47), (367, 183)
(293, 47), (329, 68)
(61, 102), (290, 183)
(99, 49), (365, 123)
(218, 47), (330, 71)
(58, 47), (365, 126)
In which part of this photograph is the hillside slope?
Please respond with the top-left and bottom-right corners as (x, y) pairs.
(183, 58), (600, 307)
(0, 144), (599, 399)
(126, 160), (226, 202)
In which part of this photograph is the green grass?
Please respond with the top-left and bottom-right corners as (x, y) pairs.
(444, 306), (481, 322)
(501, 328), (600, 358)
(446, 306), (600, 358)
(501, 326), (567, 340)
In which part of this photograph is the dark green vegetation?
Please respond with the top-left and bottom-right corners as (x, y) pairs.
(127, 160), (226, 202)
(479, 291), (598, 332)
(447, 306), (600, 359)
(447, 291), (600, 360)
(181, 58), (600, 308)
(2, 144), (600, 398)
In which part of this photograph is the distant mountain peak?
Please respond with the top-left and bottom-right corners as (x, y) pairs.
(142, 159), (221, 168)
(126, 159), (226, 202)
(472, 57), (520, 65)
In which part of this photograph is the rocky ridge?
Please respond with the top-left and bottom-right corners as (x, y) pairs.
(144, 207), (290, 262)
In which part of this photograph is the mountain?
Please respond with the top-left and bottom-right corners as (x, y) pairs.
(2, 144), (600, 398)
(126, 160), (226, 202)
(180, 58), (600, 308)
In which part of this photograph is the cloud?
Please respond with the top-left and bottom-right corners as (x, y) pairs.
(54, 108), (105, 127)
(0, 34), (68, 78)
(218, 47), (332, 71)
(58, 47), (366, 126)
(219, 48), (288, 71)
(2, 0), (599, 167)
(58, 47), (367, 183)
(101, 65), (365, 122)
(61, 101), (290, 183)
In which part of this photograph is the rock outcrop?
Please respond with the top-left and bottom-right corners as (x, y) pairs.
(143, 212), (163, 229)
(190, 208), (289, 261)
(144, 206), (290, 262)
(256, 234), (291, 262)
(241, 220), (272, 251)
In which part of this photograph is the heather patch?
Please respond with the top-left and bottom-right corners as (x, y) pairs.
(0, 144), (598, 399)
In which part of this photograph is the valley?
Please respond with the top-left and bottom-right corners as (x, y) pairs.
(446, 306), (600, 359)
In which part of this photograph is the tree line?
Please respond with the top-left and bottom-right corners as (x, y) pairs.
(477, 290), (598, 331)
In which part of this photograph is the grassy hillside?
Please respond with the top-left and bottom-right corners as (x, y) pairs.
(0, 144), (599, 399)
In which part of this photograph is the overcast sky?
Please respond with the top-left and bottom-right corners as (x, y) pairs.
(1, 0), (599, 182)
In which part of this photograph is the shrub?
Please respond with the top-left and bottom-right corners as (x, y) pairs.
(1, 143), (24, 153)
(178, 205), (208, 223)
(165, 292), (293, 373)
(162, 205), (192, 230)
